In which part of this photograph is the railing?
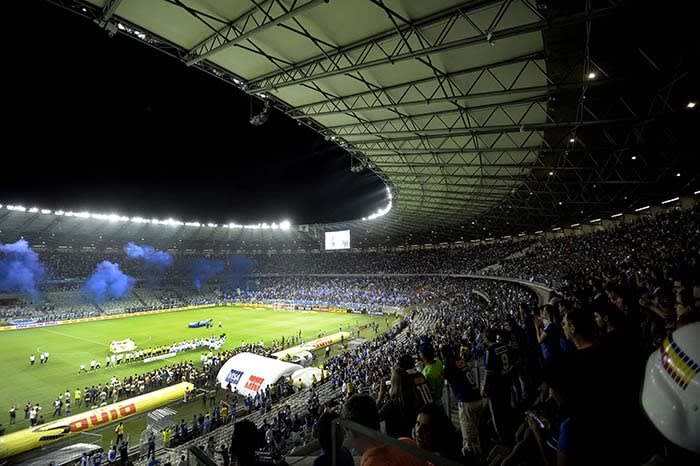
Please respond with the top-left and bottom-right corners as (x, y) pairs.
(187, 445), (218, 466)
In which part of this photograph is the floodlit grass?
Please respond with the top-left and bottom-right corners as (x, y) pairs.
(0, 306), (382, 437)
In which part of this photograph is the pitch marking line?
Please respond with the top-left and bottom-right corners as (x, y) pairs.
(39, 328), (104, 346)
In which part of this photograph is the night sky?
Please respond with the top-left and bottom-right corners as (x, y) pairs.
(1, 1), (387, 225)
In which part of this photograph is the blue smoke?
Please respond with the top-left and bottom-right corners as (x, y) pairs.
(0, 239), (47, 300)
(124, 242), (173, 269)
(190, 258), (225, 291)
(227, 254), (257, 289)
(83, 261), (135, 304)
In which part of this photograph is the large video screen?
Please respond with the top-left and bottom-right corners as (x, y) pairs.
(325, 230), (350, 250)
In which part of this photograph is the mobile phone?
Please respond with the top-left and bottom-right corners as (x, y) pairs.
(385, 380), (391, 386)
(525, 410), (546, 429)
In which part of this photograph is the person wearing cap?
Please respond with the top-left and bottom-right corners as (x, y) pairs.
(641, 322), (699, 465)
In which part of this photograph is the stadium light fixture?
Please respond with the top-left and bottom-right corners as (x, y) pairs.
(611, 213), (623, 218)
(367, 199), (392, 220)
(518, 232), (526, 237)
(552, 227), (561, 231)
(687, 101), (696, 109)
(8, 205), (27, 212)
(502, 235), (511, 239)
(280, 220), (291, 231)
(164, 219), (184, 226)
(55, 210), (64, 216)
(91, 213), (128, 222)
(41, 209), (52, 215)
(587, 71), (597, 79)
(28, 207), (39, 213)
(535, 230), (543, 234)
(590, 218), (601, 223)
(661, 197), (680, 205)
(631, 155), (637, 160)
(676, 172), (681, 177)
(635, 205), (650, 212)
(695, 190), (700, 195)
(571, 223), (580, 227)
(548, 171), (554, 176)
(569, 137), (575, 143)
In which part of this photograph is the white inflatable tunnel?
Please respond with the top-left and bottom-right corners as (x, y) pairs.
(291, 367), (323, 388)
(216, 352), (302, 397)
(290, 350), (314, 367)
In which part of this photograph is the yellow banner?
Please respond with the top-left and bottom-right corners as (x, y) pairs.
(271, 331), (350, 360)
(0, 382), (193, 459)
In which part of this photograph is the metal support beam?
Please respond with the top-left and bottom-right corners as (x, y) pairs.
(185, 0), (327, 66)
(300, 80), (609, 118)
(98, 0), (123, 27)
(293, 52), (545, 115)
(322, 95), (548, 132)
(359, 146), (542, 154)
(251, 5), (615, 91)
(346, 117), (639, 144)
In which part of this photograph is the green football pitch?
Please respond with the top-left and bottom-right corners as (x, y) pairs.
(0, 306), (384, 436)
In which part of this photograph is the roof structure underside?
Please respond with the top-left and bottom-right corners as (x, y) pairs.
(31, 0), (698, 246)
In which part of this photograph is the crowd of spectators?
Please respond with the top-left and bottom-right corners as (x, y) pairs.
(3, 205), (699, 466)
(227, 276), (473, 310)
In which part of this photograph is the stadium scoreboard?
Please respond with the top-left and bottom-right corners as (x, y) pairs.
(324, 230), (350, 250)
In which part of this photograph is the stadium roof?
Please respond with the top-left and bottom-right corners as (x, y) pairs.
(3, 0), (698, 248)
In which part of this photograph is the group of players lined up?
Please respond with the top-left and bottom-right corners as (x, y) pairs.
(28, 352), (50, 365)
(10, 336), (286, 428)
(77, 335), (227, 373)
(9, 361), (206, 428)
